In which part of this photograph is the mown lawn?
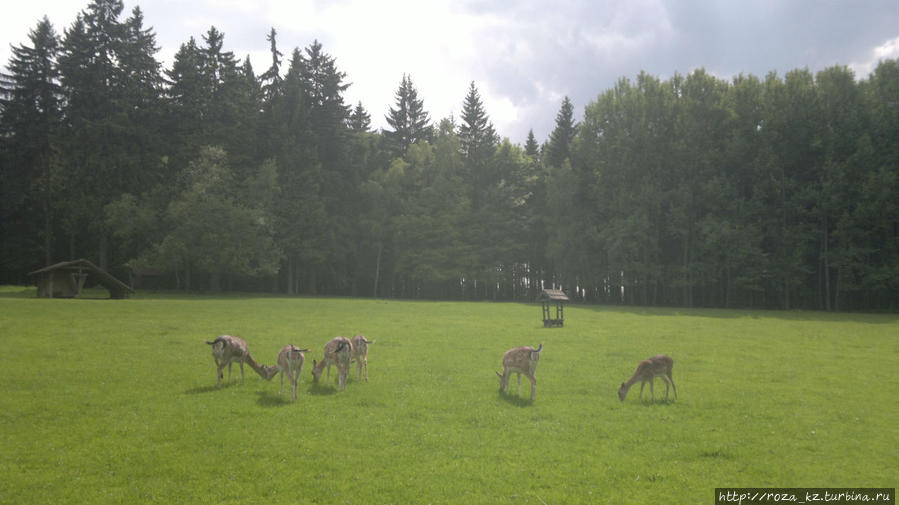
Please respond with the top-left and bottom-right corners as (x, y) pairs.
(0, 286), (896, 504)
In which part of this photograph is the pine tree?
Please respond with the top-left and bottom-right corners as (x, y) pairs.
(57, 0), (148, 269)
(164, 37), (206, 175)
(259, 27), (282, 102)
(458, 81), (497, 160)
(349, 101), (372, 132)
(385, 74), (431, 158)
(524, 129), (540, 157)
(458, 81), (498, 212)
(545, 96), (576, 168)
(117, 6), (165, 188)
(0, 16), (62, 270)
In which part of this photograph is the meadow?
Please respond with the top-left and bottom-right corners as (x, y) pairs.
(0, 286), (896, 504)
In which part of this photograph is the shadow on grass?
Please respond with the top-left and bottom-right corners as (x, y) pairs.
(255, 390), (291, 407)
(306, 382), (340, 396)
(497, 390), (535, 407)
(633, 398), (677, 407)
(184, 382), (237, 395)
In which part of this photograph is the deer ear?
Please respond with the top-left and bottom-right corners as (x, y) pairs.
(495, 371), (502, 377)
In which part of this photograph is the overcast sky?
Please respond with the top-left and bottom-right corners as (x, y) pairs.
(3, 0), (899, 144)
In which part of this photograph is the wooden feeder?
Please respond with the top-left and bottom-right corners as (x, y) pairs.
(540, 289), (569, 328)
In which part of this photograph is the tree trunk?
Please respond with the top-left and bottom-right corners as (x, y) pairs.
(98, 233), (108, 272)
(373, 242), (382, 298)
(822, 219), (832, 311)
(286, 256), (295, 295)
(43, 209), (52, 266)
(210, 271), (221, 292)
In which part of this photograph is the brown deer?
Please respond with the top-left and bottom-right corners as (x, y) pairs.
(311, 336), (353, 391)
(496, 344), (543, 401)
(275, 345), (309, 402)
(205, 335), (273, 388)
(350, 334), (373, 381)
(618, 354), (677, 402)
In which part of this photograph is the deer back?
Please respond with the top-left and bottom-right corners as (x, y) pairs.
(208, 335), (248, 362)
(502, 345), (541, 374)
(350, 335), (370, 359)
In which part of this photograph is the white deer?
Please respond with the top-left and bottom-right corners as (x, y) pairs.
(350, 334), (373, 381)
(275, 345), (309, 402)
(617, 354), (677, 402)
(205, 335), (272, 388)
(311, 336), (353, 391)
(496, 344), (543, 401)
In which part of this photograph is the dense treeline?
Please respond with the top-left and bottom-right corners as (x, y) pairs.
(2, 0), (897, 310)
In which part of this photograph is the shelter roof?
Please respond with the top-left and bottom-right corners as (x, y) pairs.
(540, 289), (569, 301)
(29, 259), (134, 298)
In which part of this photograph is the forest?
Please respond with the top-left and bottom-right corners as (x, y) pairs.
(1, 0), (897, 310)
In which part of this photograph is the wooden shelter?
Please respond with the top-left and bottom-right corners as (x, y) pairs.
(29, 259), (134, 299)
(540, 289), (569, 328)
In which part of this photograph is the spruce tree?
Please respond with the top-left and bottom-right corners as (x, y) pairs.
(259, 27), (282, 102)
(385, 74), (431, 158)
(164, 37), (206, 175)
(349, 101), (372, 132)
(524, 129), (540, 157)
(458, 81), (497, 160)
(0, 16), (62, 269)
(57, 0), (163, 269)
(545, 96), (576, 168)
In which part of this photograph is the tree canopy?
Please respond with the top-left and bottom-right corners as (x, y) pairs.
(1, 0), (897, 310)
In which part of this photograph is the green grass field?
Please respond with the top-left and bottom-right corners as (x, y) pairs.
(1, 286), (896, 504)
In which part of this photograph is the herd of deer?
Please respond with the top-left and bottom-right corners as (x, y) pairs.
(206, 335), (677, 403)
(205, 334), (371, 402)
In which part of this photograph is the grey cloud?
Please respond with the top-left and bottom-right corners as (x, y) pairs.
(461, 0), (899, 143)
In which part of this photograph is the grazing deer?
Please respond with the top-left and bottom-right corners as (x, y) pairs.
(496, 344), (543, 401)
(275, 345), (309, 402)
(311, 336), (353, 391)
(350, 334), (373, 381)
(618, 354), (677, 402)
(205, 335), (272, 388)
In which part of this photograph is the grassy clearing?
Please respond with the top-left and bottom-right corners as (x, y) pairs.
(0, 286), (896, 504)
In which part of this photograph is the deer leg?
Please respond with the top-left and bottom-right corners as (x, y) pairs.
(517, 373), (522, 396)
(662, 375), (677, 400)
(649, 377), (656, 401)
(639, 381), (646, 399)
(528, 374), (536, 401)
(363, 357), (368, 381)
(287, 369), (295, 401)
(279, 369), (285, 395)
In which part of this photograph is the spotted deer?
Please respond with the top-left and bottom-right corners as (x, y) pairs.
(205, 335), (273, 388)
(311, 336), (353, 391)
(496, 344), (543, 401)
(270, 345), (308, 401)
(350, 334), (373, 381)
(618, 354), (677, 402)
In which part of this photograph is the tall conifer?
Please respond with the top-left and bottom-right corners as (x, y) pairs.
(385, 74), (431, 157)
